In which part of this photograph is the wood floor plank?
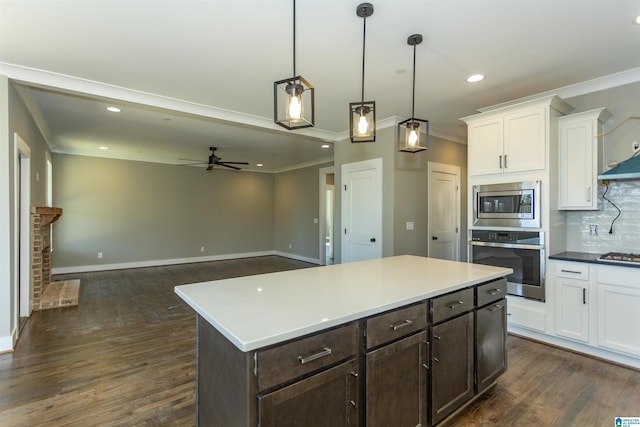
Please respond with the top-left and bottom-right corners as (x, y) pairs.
(1, 255), (638, 426)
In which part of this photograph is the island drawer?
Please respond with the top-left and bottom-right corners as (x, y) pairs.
(257, 322), (358, 391)
(431, 287), (475, 324)
(366, 302), (427, 349)
(476, 278), (508, 307)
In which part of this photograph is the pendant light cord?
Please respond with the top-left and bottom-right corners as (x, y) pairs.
(360, 14), (367, 106)
(410, 43), (416, 121)
(292, 0), (297, 77)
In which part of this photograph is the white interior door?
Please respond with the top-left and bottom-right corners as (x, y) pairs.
(427, 162), (460, 261)
(341, 158), (382, 263)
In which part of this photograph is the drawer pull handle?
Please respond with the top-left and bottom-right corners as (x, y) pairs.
(349, 400), (356, 407)
(447, 301), (464, 309)
(489, 288), (502, 295)
(298, 347), (332, 364)
(390, 319), (414, 331)
(560, 269), (581, 274)
(488, 304), (503, 312)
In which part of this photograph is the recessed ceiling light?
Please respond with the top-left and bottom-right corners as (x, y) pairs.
(106, 106), (121, 113)
(466, 74), (485, 83)
(99, 146), (109, 150)
(256, 163), (263, 167)
(635, 15), (640, 24)
(321, 144), (330, 148)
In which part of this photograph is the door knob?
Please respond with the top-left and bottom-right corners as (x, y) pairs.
(370, 238), (376, 242)
(432, 236), (438, 240)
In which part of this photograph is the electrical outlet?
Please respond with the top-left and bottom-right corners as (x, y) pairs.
(98, 252), (103, 259)
(589, 225), (598, 237)
(200, 246), (205, 253)
(288, 243), (292, 249)
(406, 221), (414, 231)
(633, 141), (639, 153)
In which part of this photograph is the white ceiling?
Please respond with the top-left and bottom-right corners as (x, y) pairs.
(1, 0), (639, 172)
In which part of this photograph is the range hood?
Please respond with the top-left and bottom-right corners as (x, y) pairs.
(598, 154), (640, 180)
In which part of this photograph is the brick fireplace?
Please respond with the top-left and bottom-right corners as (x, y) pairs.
(30, 207), (79, 310)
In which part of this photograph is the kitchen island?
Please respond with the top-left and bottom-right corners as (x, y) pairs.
(176, 255), (512, 426)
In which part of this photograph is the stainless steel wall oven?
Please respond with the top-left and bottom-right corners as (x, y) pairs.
(469, 230), (545, 301)
(473, 181), (541, 228)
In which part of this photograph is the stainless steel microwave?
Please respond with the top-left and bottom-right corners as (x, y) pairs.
(472, 181), (541, 228)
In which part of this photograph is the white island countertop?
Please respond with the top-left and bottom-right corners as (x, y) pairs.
(175, 255), (512, 352)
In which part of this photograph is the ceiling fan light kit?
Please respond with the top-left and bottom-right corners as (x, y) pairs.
(398, 33), (429, 153)
(274, 0), (315, 130)
(349, 2), (376, 143)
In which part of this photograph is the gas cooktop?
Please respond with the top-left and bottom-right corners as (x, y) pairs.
(598, 252), (640, 265)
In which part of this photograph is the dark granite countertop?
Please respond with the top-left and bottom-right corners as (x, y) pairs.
(549, 251), (640, 269)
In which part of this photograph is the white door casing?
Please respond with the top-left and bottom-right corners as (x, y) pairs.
(318, 166), (334, 266)
(427, 162), (460, 261)
(341, 158), (382, 263)
(14, 133), (31, 324)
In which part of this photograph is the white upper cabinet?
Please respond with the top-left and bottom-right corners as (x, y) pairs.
(462, 96), (573, 177)
(557, 108), (611, 210)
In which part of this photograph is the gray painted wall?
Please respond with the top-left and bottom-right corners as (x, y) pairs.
(274, 163), (332, 259)
(394, 135), (468, 261)
(1, 81), (50, 349)
(332, 125), (468, 263)
(52, 154), (275, 268)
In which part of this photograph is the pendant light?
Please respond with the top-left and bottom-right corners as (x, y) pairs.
(398, 34), (428, 153)
(349, 3), (376, 143)
(274, 0), (315, 130)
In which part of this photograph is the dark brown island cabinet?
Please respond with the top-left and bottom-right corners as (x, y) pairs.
(196, 276), (508, 426)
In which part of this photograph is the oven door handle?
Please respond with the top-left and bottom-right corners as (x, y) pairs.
(468, 240), (545, 250)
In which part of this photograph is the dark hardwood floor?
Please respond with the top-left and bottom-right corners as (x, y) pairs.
(1, 255), (638, 426)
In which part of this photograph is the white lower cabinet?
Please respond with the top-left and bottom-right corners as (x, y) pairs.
(506, 296), (547, 332)
(596, 265), (640, 357)
(554, 261), (590, 343)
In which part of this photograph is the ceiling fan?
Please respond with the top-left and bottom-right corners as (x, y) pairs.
(181, 147), (249, 171)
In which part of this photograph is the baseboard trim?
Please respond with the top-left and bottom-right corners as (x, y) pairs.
(273, 251), (320, 265)
(51, 251), (279, 274)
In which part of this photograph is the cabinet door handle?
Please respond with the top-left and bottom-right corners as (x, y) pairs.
(560, 269), (582, 275)
(447, 300), (465, 310)
(488, 304), (503, 312)
(298, 347), (332, 364)
(504, 154), (508, 168)
(489, 288), (502, 296)
(586, 187), (591, 203)
(499, 155), (503, 169)
(583, 288), (587, 305)
(389, 319), (414, 331)
(433, 335), (440, 364)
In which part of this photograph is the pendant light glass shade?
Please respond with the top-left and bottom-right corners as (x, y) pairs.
(398, 118), (429, 152)
(399, 34), (428, 153)
(350, 101), (376, 142)
(274, 76), (314, 129)
(349, 3), (376, 143)
(274, 0), (315, 130)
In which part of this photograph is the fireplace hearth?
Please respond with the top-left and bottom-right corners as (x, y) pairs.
(30, 207), (79, 310)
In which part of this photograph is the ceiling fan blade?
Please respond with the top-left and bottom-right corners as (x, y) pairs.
(220, 163), (241, 170)
(219, 161), (249, 165)
(179, 162), (208, 166)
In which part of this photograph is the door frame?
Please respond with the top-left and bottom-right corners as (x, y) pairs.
(427, 162), (460, 261)
(14, 133), (31, 329)
(318, 166), (334, 266)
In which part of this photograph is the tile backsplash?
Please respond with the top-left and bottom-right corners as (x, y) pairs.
(566, 180), (640, 254)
